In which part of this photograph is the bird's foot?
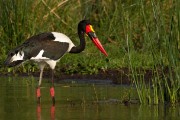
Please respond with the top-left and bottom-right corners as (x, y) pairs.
(36, 87), (41, 104)
(50, 87), (55, 105)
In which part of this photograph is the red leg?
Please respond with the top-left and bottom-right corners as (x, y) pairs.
(36, 87), (41, 104)
(50, 87), (55, 97)
(50, 87), (55, 105)
(36, 65), (45, 104)
(50, 69), (55, 105)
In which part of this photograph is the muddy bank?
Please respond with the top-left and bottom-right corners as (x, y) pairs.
(2, 67), (170, 84)
(55, 68), (154, 84)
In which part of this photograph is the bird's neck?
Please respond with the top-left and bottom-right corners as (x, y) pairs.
(69, 31), (86, 53)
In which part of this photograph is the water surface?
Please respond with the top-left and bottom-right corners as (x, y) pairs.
(0, 76), (179, 120)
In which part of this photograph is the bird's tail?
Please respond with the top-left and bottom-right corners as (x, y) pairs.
(4, 49), (26, 67)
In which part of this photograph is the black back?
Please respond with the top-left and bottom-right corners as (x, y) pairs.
(5, 32), (69, 67)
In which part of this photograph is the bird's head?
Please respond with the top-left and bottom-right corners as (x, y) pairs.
(78, 20), (108, 56)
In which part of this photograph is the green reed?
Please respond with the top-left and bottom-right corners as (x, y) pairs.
(0, 0), (179, 104)
(123, 0), (180, 104)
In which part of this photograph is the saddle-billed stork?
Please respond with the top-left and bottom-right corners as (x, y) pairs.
(4, 20), (108, 104)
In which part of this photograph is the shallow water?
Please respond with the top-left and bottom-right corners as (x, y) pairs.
(0, 76), (179, 120)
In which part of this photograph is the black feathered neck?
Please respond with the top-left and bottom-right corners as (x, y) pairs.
(69, 20), (91, 53)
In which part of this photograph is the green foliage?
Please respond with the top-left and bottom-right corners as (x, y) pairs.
(124, 0), (180, 104)
(0, 0), (180, 104)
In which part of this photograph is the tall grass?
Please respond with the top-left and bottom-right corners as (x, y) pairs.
(122, 0), (180, 104)
(0, 0), (179, 104)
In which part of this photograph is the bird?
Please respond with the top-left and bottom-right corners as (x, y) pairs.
(4, 20), (108, 104)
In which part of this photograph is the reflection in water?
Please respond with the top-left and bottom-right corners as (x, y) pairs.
(50, 105), (55, 120)
(37, 105), (55, 120)
(0, 76), (179, 120)
(36, 105), (41, 120)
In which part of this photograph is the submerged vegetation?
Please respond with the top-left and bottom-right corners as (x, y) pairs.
(0, 0), (179, 104)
